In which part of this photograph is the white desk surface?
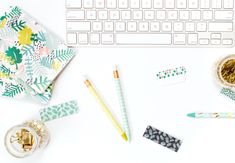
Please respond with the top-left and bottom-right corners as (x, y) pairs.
(1, 1), (235, 163)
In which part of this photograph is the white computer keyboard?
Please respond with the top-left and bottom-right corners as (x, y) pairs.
(65, 0), (235, 47)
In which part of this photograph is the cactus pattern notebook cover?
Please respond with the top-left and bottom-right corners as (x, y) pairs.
(0, 6), (76, 103)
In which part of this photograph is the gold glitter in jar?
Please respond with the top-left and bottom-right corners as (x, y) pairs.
(221, 59), (235, 84)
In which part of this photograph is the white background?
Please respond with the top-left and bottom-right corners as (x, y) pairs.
(1, 1), (235, 163)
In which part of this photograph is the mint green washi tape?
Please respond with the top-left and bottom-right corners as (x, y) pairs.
(39, 100), (78, 122)
(220, 88), (235, 101)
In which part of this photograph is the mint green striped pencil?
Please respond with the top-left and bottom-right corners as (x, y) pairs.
(113, 66), (131, 142)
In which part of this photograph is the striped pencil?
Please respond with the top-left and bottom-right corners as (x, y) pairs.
(113, 66), (131, 142)
(187, 112), (235, 118)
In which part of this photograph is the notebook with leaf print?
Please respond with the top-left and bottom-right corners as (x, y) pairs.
(0, 6), (76, 103)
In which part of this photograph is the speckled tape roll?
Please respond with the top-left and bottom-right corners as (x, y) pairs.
(156, 66), (186, 86)
(221, 88), (235, 101)
(143, 125), (182, 152)
(156, 66), (186, 79)
(39, 100), (78, 122)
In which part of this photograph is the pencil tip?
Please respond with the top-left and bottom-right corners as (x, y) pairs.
(187, 113), (195, 118)
(83, 75), (88, 80)
(122, 133), (128, 142)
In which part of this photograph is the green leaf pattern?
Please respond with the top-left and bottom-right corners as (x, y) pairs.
(0, 6), (76, 103)
(5, 46), (23, 70)
(39, 100), (78, 122)
(33, 76), (51, 91)
(2, 84), (24, 97)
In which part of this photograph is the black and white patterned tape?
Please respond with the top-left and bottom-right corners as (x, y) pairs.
(143, 125), (182, 152)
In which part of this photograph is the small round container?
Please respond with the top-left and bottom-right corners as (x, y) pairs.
(4, 120), (50, 158)
(215, 54), (235, 89)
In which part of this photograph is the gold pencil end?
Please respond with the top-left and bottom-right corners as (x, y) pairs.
(122, 133), (128, 142)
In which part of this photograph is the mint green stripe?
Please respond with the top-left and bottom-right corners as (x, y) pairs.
(115, 79), (131, 142)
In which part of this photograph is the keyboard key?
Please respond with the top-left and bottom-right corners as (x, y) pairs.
(107, 0), (117, 8)
(130, 0), (140, 8)
(66, 10), (85, 20)
(139, 22), (149, 31)
(202, 11), (212, 20)
(224, 0), (234, 9)
(199, 38), (209, 45)
(122, 11), (131, 20)
(215, 11), (233, 20)
(200, 0), (210, 8)
(110, 10), (120, 20)
(211, 39), (221, 45)
(116, 34), (172, 45)
(189, 0), (198, 9)
(104, 22), (114, 31)
(142, 0), (152, 9)
(67, 21), (91, 31)
(179, 10), (189, 20)
(212, 0), (222, 8)
(102, 34), (114, 44)
(165, 0), (175, 8)
(87, 10), (96, 20)
(67, 33), (77, 44)
(177, 0), (187, 8)
(154, 0), (163, 8)
(208, 23), (233, 32)
(90, 33), (100, 44)
(173, 34), (186, 44)
(83, 0), (93, 8)
(98, 10), (108, 19)
(223, 39), (233, 45)
(133, 10), (143, 20)
(78, 33), (88, 44)
(127, 22), (137, 31)
(191, 10), (201, 20)
(156, 11), (166, 20)
(188, 33), (198, 44)
(66, 0), (82, 8)
(119, 0), (128, 8)
(168, 10), (178, 20)
(186, 22), (195, 31)
(174, 22), (184, 31)
(162, 22), (172, 31)
(211, 33), (221, 39)
(144, 10), (155, 20)
(93, 22), (102, 31)
(197, 22), (207, 31)
(116, 22), (126, 31)
(96, 0), (105, 8)
(150, 22), (160, 31)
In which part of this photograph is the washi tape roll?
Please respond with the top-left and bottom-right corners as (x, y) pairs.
(143, 125), (182, 152)
(220, 87), (235, 101)
(39, 100), (78, 122)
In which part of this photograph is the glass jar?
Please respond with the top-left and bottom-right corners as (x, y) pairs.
(4, 120), (50, 158)
(215, 54), (235, 88)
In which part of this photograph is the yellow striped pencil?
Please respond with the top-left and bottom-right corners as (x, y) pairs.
(84, 78), (128, 142)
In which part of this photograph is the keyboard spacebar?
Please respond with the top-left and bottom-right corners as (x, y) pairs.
(116, 34), (172, 45)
